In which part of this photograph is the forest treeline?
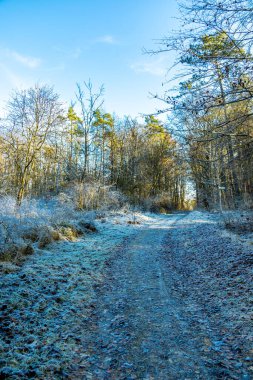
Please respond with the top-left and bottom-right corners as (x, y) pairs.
(1, 0), (253, 212)
(152, 0), (253, 210)
(0, 81), (186, 211)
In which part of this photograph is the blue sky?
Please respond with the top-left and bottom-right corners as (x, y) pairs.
(0, 0), (179, 118)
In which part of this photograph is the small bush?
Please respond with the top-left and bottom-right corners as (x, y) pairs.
(222, 211), (253, 234)
(143, 193), (174, 213)
(22, 227), (40, 242)
(72, 182), (127, 211)
(38, 226), (54, 248)
(58, 226), (79, 241)
(0, 240), (34, 262)
(78, 220), (97, 232)
(22, 244), (34, 255)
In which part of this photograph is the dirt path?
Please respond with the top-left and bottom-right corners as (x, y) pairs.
(1, 211), (252, 379)
(74, 212), (253, 380)
(80, 212), (212, 379)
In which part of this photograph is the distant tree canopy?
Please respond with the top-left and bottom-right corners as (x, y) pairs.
(0, 83), (186, 210)
(150, 0), (253, 209)
(2, 0), (252, 211)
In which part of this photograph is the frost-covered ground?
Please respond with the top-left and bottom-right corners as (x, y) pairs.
(70, 211), (253, 379)
(219, 210), (253, 246)
(0, 192), (129, 266)
(0, 210), (252, 379)
(0, 210), (157, 379)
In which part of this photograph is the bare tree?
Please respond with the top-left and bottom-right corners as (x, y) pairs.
(147, 0), (253, 209)
(75, 80), (104, 180)
(4, 85), (63, 205)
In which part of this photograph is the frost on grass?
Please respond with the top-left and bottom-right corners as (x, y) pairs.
(0, 184), (131, 266)
(163, 211), (253, 378)
(221, 210), (253, 243)
(0, 195), (98, 265)
(0, 208), (140, 379)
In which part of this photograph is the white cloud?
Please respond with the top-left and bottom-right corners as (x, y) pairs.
(130, 56), (168, 77)
(96, 35), (118, 45)
(0, 62), (33, 115)
(2, 48), (41, 68)
(0, 63), (29, 88)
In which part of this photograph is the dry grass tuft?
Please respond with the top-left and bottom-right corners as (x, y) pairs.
(222, 211), (253, 234)
(0, 192), (98, 265)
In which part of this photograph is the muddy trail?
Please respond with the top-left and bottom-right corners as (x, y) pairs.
(0, 211), (252, 379)
(71, 212), (253, 380)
